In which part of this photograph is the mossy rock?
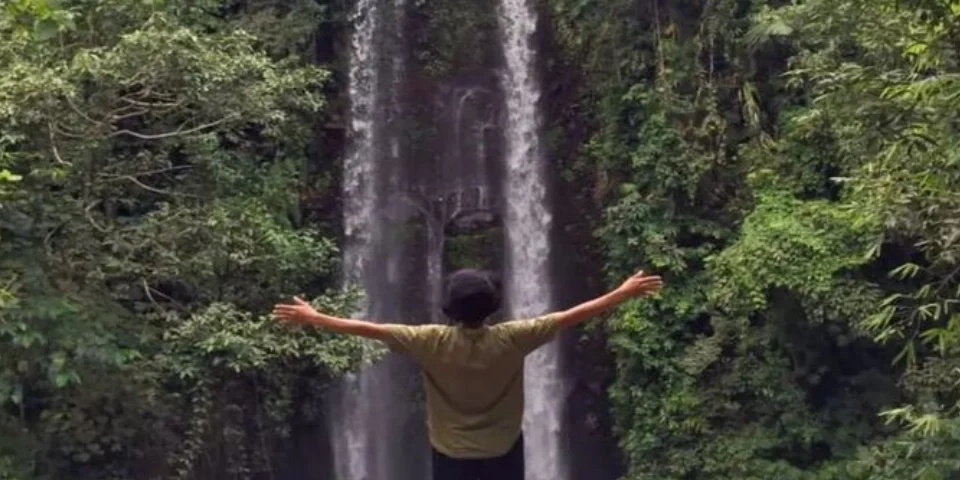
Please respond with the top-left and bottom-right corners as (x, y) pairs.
(443, 228), (501, 272)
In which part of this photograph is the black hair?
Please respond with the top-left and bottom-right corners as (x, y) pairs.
(441, 269), (501, 328)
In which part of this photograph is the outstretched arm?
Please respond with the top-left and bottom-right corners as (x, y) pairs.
(272, 297), (389, 340)
(553, 270), (662, 329)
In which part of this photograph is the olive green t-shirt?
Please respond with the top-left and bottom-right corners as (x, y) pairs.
(379, 314), (561, 459)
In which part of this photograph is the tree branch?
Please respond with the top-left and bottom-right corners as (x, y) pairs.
(51, 123), (89, 139)
(121, 96), (182, 109)
(120, 175), (196, 197)
(43, 221), (68, 253)
(85, 201), (107, 232)
(99, 165), (192, 180)
(142, 278), (190, 313)
(107, 115), (236, 140)
(47, 125), (73, 166)
(142, 278), (163, 311)
(65, 96), (103, 126)
(110, 108), (149, 122)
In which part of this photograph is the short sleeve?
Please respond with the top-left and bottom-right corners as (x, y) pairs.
(499, 314), (562, 355)
(378, 324), (441, 362)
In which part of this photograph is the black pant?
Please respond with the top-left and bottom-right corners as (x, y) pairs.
(431, 436), (524, 480)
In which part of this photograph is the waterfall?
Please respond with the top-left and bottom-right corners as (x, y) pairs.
(334, 0), (379, 477)
(497, 0), (568, 479)
(341, 1), (379, 286)
(335, 0), (426, 477)
(338, 0), (563, 476)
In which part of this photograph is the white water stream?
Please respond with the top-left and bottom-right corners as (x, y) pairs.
(498, 0), (568, 478)
(337, 0), (566, 477)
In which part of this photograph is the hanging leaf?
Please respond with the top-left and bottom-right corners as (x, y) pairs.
(32, 17), (58, 41)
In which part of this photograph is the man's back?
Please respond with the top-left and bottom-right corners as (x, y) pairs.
(380, 315), (560, 459)
(272, 269), (663, 479)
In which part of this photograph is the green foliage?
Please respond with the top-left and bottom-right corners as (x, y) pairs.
(162, 294), (376, 381)
(444, 229), (500, 273)
(707, 192), (882, 319)
(0, 1), (359, 478)
(412, 0), (500, 76)
(549, 0), (960, 477)
(156, 293), (373, 480)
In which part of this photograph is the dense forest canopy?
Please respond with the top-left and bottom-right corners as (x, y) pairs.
(0, 1), (368, 479)
(544, 0), (960, 477)
(1, 0), (959, 479)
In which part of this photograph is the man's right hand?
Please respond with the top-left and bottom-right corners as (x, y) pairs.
(614, 270), (663, 298)
(553, 269), (663, 329)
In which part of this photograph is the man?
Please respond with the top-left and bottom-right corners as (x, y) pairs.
(273, 268), (662, 479)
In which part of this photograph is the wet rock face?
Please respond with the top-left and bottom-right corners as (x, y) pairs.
(446, 209), (500, 235)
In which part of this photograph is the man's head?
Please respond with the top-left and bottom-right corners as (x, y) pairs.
(441, 269), (501, 328)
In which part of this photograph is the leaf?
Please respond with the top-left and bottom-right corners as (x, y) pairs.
(33, 17), (58, 41)
(10, 384), (23, 405)
(889, 262), (921, 279)
(54, 373), (71, 388)
(894, 341), (918, 367)
(0, 169), (22, 182)
(904, 42), (928, 56)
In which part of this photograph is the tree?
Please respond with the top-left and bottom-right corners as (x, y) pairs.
(546, 0), (960, 477)
(0, 1), (366, 478)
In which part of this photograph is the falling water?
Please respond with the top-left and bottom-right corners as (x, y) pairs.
(498, 0), (568, 479)
(335, 0), (422, 477)
(339, 0), (560, 477)
(334, 0), (379, 477)
(341, 2), (379, 284)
